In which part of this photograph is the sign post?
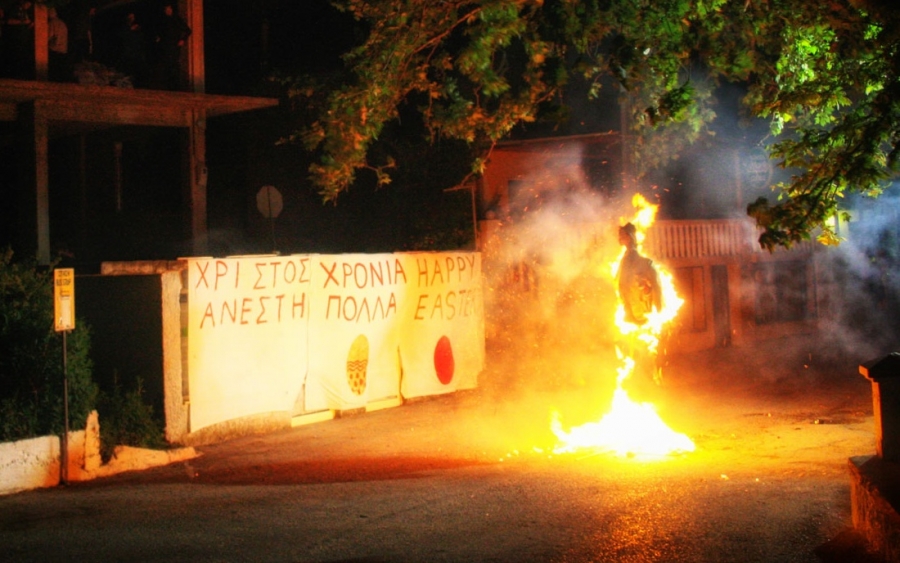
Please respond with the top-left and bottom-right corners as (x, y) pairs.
(256, 185), (283, 254)
(53, 268), (75, 485)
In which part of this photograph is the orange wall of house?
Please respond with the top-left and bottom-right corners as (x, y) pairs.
(481, 149), (560, 216)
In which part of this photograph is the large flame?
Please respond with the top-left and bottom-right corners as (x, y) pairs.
(552, 194), (695, 460)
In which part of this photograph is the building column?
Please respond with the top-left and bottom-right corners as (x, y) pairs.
(184, 109), (208, 256)
(15, 101), (51, 264)
(727, 263), (743, 346)
(185, 0), (205, 93)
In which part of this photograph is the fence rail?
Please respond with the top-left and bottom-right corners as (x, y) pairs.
(646, 219), (814, 260)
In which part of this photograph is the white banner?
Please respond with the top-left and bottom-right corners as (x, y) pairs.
(306, 254), (405, 411)
(396, 252), (485, 398)
(186, 255), (310, 432)
(184, 252), (484, 434)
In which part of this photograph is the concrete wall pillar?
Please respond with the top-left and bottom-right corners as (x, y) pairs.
(861, 353), (900, 461)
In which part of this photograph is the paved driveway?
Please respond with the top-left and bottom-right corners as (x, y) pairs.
(0, 334), (881, 562)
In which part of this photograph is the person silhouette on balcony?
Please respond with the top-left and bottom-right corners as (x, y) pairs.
(47, 7), (69, 81)
(2, 0), (34, 78)
(70, 2), (97, 63)
(151, 2), (190, 90)
(117, 11), (148, 87)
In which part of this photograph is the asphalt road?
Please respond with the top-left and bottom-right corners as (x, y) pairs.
(0, 334), (883, 563)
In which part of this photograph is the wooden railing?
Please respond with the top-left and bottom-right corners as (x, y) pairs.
(645, 219), (814, 260)
(645, 220), (752, 259)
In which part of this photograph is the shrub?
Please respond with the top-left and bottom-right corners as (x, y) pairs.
(97, 377), (166, 461)
(0, 249), (98, 441)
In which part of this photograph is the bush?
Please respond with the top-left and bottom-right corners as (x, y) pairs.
(97, 377), (166, 462)
(0, 249), (98, 441)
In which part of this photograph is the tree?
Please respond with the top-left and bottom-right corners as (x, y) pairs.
(283, 0), (900, 250)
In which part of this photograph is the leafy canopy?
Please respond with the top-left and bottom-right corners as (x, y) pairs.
(284, 0), (900, 249)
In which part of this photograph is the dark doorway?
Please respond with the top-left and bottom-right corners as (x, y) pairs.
(712, 265), (731, 347)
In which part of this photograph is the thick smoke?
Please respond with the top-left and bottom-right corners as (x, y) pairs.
(480, 145), (647, 426)
(816, 194), (900, 362)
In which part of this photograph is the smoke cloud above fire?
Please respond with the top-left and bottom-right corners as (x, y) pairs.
(479, 145), (647, 431)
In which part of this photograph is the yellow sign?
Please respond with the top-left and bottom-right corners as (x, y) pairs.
(54, 268), (75, 332)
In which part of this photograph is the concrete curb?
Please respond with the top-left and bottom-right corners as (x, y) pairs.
(0, 410), (199, 496)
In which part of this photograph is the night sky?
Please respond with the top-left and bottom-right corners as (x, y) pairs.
(204, 0), (357, 96)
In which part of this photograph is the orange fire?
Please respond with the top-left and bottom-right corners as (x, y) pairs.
(551, 194), (695, 460)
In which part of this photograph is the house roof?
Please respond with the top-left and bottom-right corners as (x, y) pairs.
(494, 131), (621, 150)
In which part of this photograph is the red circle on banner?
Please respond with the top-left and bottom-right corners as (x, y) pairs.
(434, 336), (455, 385)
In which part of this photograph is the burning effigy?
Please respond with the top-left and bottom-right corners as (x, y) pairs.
(551, 194), (695, 459)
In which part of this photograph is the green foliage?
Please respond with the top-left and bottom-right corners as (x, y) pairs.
(283, 0), (561, 201)
(0, 251), (165, 456)
(728, 0), (897, 248)
(282, 0), (900, 249)
(96, 378), (165, 462)
(0, 249), (97, 441)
